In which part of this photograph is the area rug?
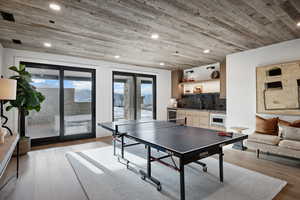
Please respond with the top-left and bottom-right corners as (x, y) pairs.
(66, 146), (286, 200)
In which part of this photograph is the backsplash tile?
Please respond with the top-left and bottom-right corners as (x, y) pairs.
(179, 93), (226, 110)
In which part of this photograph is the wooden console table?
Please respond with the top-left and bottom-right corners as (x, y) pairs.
(0, 134), (19, 190)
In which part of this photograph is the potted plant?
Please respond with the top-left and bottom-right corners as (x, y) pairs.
(5, 64), (45, 155)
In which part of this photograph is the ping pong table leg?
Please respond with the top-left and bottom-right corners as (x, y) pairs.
(179, 158), (185, 200)
(147, 146), (151, 176)
(219, 147), (224, 182)
(121, 135), (124, 159)
(140, 145), (161, 191)
(113, 136), (116, 156)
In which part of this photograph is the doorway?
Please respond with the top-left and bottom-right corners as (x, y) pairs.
(112, 71), (156, 121)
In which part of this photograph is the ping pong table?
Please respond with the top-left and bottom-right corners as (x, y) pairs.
(99, 119), (248, 200)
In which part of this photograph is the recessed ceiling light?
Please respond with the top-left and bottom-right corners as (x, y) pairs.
(43, 42), (52, 47)
(203, 49), (210, 54)
(49, 3), (61, 11)
(297, 22), (300, 27)
(114, 55), (120, 59)
(151, 33), (159, 39)
(159, 62), (165, 66)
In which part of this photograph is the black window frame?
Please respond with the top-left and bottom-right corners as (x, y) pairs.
(21, 62), (96, 146)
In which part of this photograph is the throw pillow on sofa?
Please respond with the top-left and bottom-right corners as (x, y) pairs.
(279, 119), (300, 128)
(256, 116), (278, 135)
(281, 125), (300, 141)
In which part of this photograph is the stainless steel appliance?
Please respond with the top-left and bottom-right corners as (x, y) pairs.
(167, 108), (177, 120)
(210, 113), (226, 127)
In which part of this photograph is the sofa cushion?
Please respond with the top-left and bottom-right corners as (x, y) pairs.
(279, 140), (300, 151)
(281, 125), (300, 141)
(256, 116), (278, 135)
(248, 133), (281, 145)
(279, 119), (300, 128)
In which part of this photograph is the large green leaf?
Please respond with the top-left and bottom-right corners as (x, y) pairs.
(9, 66), (19, 73)
(19, 64), (26, 71)
(6, 64), (45, 116)
(6, 106), (14, 111)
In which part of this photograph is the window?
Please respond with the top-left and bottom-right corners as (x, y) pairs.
(22, 62), (96, 146)
(65, 80), (92, 103)
(113, 71), (156, 121)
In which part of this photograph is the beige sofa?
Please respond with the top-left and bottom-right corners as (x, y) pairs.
(246, 132), (300, 159)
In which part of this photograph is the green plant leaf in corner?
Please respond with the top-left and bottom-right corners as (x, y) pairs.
(19, 64), (26, 71)
(9, 66), (19, 73)
(6, 63), (45, 128)
(6, 106), (14, 111)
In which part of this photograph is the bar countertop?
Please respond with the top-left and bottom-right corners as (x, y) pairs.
(167, 107), (226, 114)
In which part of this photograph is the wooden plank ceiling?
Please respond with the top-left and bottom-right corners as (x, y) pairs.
(0, 0), (300, 70)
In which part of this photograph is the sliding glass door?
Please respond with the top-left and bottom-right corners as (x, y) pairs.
(23, 62), (96, 145)
(63, 71), (93, 136)
(136, 77), (155, 120)
(113, 72), (156, 121)
(26, 68), (60, 139)
(113, 74), (135, 121)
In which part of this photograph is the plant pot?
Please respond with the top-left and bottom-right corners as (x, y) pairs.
(14, 136), (31, 156)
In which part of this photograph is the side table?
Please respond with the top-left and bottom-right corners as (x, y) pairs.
(230, 127), (248, 151)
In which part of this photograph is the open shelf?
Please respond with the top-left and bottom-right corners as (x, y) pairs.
(179, 79), (220, 86)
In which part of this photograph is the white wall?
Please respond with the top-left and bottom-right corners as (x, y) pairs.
(2, 48), (171, 136)
(227, 39), (300, 134)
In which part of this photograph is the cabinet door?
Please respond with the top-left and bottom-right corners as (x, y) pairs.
(177, 110), (186, 120)
(192, 115), (201, 127)
(185, 111), (194, 126)
(198, 111), (210, 128)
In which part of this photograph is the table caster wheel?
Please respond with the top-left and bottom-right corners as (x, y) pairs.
(203, 167), (207, 172)
(141, 175), (146, 180)
(157, 184), (162, 191)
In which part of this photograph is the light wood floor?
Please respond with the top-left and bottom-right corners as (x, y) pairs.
(1, 137), (299, 200)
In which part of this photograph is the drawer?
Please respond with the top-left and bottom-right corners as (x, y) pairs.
(199, 116), (209, 125)
(198, 111), (209, 117)
(186, 116), (194, 127)
(185, 110), (195, 116)
(177, 110), (186, 116)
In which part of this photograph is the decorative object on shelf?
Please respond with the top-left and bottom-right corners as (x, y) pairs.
(230, 126), (249, 150)
(169, 98), (178, 108)
(183, 70), (195, 82)
(0, 76), (17, 136)
(193, 85), (202, 94)
(210, 70), (220, 79)
(184, 89), (192, 94)
(5, 64), (45, 155)
(0, 127), (7, 144)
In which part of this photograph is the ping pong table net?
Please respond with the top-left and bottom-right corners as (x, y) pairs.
(113, 119), (186, 136)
